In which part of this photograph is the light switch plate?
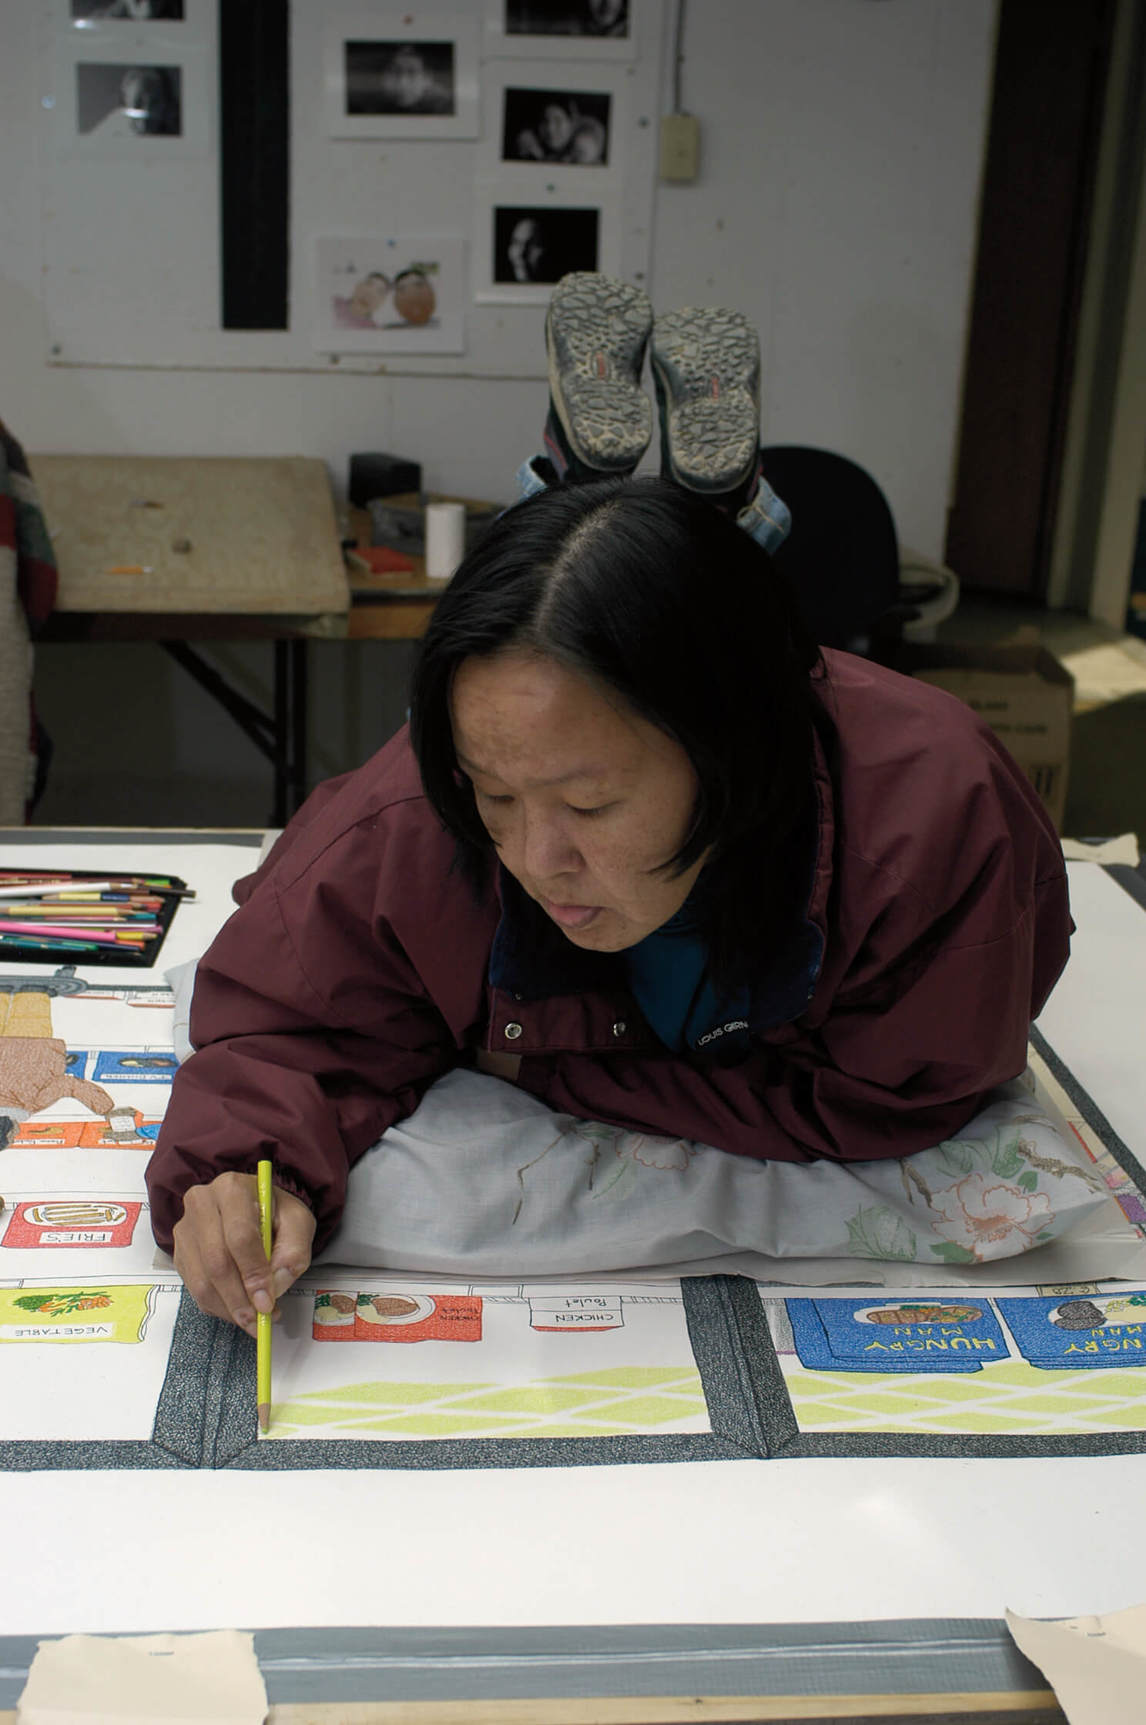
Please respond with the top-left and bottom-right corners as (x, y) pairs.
(659, 112), (700, 182)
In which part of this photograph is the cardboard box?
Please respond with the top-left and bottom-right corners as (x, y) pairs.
(896, 643), (1074, 831)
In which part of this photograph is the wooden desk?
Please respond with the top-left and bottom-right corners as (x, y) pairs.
(32, 454), (350, 824)
(342, 496), (479, 641)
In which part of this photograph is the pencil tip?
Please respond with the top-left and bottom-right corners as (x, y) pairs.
(258, 1403), (270, 1434)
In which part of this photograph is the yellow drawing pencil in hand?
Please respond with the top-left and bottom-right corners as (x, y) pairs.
(256, 1159), (273, 1434)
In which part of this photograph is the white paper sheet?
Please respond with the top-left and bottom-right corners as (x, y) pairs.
(0, 839), (1142, 1648)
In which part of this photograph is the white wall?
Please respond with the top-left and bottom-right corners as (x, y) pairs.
(0, 0), (998, 826)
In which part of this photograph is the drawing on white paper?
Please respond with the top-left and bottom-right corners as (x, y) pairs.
(2, 1200), (142, 1250)
(313, 1291), (483, 1342)
(265, 1284), (709, 1440)
(0, 1283), (158, 1344)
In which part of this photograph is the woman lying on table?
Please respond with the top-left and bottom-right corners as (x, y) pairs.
(146, 475), (1071, 1333)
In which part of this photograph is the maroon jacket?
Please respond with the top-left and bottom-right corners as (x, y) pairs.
(147, 650), (1071, 1252)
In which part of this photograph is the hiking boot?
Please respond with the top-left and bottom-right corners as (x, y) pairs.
(543, 272), (653, 480)
(650, 306), (761, 509)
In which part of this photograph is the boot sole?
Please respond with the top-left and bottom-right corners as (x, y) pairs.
(650, 307), (760, 492)
(546, 273), (653, 473)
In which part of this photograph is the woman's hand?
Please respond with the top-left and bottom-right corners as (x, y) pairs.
(172, 1170), (316, 1337)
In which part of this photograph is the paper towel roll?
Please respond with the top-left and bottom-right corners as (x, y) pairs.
(424, 501), (467, 581)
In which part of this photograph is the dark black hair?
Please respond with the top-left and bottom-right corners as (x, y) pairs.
(410, 475), (823, 987)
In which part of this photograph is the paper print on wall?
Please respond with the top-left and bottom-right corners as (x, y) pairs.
(50, 40), (211, 158)
(312, 233), (465, 354)
(324, 9), (479, 140)
(485, 0), (636, 61)
(473, 176), (619, 303)
(61, 1), (210, 34)
(496, 72), (619, 167)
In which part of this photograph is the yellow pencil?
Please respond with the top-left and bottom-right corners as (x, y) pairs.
(256, 1159), (273, 1434)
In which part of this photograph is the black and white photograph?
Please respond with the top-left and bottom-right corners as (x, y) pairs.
(506, 0), (629, 38)
(493, 204), (599, 284)
(502, 85), (610, 164)
(75, 60), (182, 136)
(325, 10), (479, 140)
(485, 0), (635, 63)
(70, 0), (185, 18)
(345, 40), (455, 116)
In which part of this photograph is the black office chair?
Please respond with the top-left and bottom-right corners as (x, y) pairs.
(758, 445), (948, 656)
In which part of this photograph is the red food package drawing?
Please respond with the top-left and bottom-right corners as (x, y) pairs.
(354, 1292), (482, 1342)
(313, 1291), (483, 1342)
(4, 1199), (142, 1249)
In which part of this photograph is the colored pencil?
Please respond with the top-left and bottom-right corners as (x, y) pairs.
(256, 1160), (273, 1435)
(0, 933), (102, 952)
(0, 877), (194, 899)
(0, 921), (154, 944)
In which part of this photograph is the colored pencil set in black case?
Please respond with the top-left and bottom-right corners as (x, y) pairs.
(0, 869), (192, 968)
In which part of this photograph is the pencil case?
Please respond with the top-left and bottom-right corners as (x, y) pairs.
(0, 868), (187, 968)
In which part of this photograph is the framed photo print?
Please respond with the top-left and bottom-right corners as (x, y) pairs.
(492, 57), (629, 169)
(312, 232), (466, 354)
(65, 0), (187, 25)
(51, 38), (210, 156)
(485, 0), (636, 62)
(59, 0), (212, 40)
(502, 85), (611, 165)
(325, 9), (479, 140)
(473, 176), (621, 303)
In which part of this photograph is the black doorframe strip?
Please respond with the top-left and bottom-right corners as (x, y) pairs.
(220, 0), (290, 329)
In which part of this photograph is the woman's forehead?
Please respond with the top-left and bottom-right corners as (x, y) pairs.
(450, 653), (686, 784)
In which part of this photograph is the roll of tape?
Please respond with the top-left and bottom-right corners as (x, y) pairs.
(424, 501), (467, 581)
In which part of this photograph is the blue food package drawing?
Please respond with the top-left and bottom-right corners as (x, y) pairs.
(786, 1297), (1008, 1373)
(997, 1293), (1146, 1368)
(92, 1051), (179, 1085)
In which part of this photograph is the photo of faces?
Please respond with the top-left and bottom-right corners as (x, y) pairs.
(325, 11), (478, 139)
(493, 205), (599, 284)
(70, 1), (184, 17)
(502, 86), (610, 165)
(75, 60), (182, 135)
(505, 0), (629, 38)
(344, 39), (455, 117)
(313, 233), (465, 354)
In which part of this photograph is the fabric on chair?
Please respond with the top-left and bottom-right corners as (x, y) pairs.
(757, 444), (901, 651)
(0, 424), (58, 819)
